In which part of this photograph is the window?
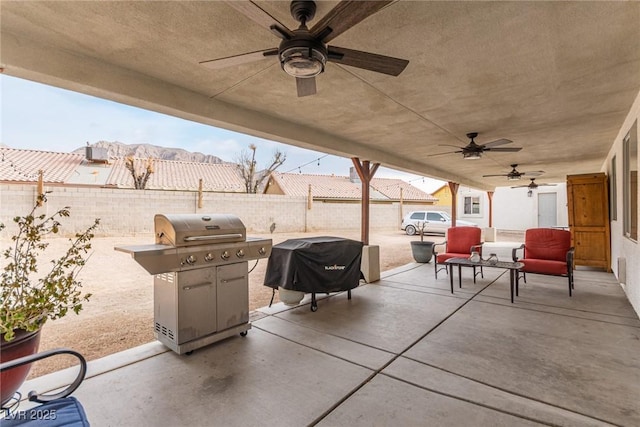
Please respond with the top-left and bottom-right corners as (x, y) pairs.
(427, 212), (444, 222)
(464, 196), (481, 215)
(410, 212), (425, 221)
(623, 121), (638, 241)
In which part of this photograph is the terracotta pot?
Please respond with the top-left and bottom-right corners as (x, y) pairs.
(0, 328), (42, 406)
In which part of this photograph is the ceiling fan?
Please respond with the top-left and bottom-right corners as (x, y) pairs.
(483, 164), (544, 181)
(200, 0), (409, 97)
(511, 178), (557, 190)
(430, 132), (522, 160)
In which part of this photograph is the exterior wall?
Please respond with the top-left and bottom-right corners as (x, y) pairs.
(605, 88), (640, 317)
(493, 184), (569, 230)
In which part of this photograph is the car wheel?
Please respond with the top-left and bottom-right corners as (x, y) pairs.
(405, 225), (416, 236)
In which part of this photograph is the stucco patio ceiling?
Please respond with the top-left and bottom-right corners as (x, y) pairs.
(2, 1), (639, 191)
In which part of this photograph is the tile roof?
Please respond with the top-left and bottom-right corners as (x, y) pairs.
(371, 178), (438, 202)
(0, 148), (84, 183)
(106, 158), (246, 192)
(1, 148), (246, 192)
(268, 172), (437, 202)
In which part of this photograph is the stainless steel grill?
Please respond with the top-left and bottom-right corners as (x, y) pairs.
(115, 214), (271, 354)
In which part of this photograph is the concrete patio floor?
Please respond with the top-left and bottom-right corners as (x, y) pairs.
(10, 259), (640, 426)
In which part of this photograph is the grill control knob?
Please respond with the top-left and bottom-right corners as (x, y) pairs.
(258, 247), (266, 255)
(185, 255), (197, 265)
(221, 251), (230, 260)
(204, 253), (214, 262)
(236, 249), (245, 258)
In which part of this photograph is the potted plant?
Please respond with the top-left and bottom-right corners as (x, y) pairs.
(410, 221), (434, 263)
(0, 193), (99, 406)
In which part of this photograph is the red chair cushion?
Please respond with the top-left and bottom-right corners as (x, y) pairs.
(524, 228), (571, 262)
(446, 227), (482, 254)
(521, 258), (568, 276)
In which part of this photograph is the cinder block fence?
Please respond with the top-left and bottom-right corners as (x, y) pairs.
(0, 184), (433, 237)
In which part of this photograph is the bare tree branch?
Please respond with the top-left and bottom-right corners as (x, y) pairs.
(236, 145), (286, 193)
(125, 156), (155, 190)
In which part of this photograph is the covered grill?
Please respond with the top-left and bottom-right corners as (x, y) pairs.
(264, 236), (363, 311)
(115, 214), (271, 354)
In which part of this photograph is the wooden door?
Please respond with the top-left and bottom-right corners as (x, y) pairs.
(567, 173), (611, 271)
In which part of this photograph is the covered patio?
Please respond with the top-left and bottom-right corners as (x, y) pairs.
(16, 263), (640, 426)
(1, 2), (639, 424)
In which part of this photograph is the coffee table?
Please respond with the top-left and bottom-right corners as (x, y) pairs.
(444, 257), (524, 303)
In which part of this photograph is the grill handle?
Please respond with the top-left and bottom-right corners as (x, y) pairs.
(183, 281), (213, 291)
(183, 233), (243, 242)
(222, 276), (246, 284)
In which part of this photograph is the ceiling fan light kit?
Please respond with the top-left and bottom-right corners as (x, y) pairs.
(463, 151), (481, 160)
(280, 45), (326, 78)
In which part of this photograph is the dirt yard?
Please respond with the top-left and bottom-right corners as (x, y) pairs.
(7, 229), (448, 378)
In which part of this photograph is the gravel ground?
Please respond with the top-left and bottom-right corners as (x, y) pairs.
(3, 229), (521, 378)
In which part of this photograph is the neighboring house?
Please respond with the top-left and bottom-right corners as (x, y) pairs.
(431, 184), (452, 207)
(264, 169), (438, 205)
(0, 147), (246, 192)
(422, 181), (568, 231)
(493, 182), (568, 230)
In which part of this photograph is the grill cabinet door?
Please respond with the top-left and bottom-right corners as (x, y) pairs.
(217, 262), (249, 331)
(177, 268), (217, 344)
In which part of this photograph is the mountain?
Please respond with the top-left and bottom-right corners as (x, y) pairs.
(73, 141), (227, 164)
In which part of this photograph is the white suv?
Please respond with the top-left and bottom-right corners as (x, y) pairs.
(401, 211), (478, 235)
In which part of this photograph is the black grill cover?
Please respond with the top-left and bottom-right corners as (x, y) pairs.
(264, 236), (363, 293)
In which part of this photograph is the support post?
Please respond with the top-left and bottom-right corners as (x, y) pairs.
(487, 191), (494, 227)
(37, 170), (44, 206)
(448, 181), (459, 226)
(351, 157), (379, 245)
(399, 187), (404, 228)
(198, 178), (203, 209)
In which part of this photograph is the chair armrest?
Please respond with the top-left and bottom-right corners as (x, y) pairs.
(512, 244), (525, 262)
(0, 348), (87, 403)
(470, 244), (483, 254)
(433, 240), (446, 255)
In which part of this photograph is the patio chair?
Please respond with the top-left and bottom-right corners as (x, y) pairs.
(512, 228), (575, 296)
(434, 226), (484, 282)
(1, 348), (89, 426)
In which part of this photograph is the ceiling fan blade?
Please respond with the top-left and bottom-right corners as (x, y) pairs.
(225, 1), (294, 39)
(482, 174), (509, 178)
(522, 171), (545, 177)
(484, 147), (523, 152)
(438, 144), (466, 149)
(482, 138), (513, 148)
(200, 48), (278, 70)
(311, 0), (394, 43)
(428, 150), (462, 157)
(328, 46), (408, 76)
(296, 77), (317, 97)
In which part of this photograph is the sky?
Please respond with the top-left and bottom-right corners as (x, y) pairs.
(0, 75), (444, 193)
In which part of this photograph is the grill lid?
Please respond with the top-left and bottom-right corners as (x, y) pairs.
(155, 214), (246, 247)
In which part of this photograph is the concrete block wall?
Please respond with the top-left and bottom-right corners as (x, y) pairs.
(0, 184), (439, 238)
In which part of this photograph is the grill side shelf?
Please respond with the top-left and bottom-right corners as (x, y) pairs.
(114, 244), (179, 275)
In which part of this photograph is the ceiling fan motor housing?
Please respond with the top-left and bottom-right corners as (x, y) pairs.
(290, 0), (316, 24)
